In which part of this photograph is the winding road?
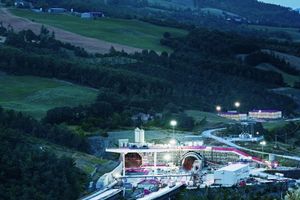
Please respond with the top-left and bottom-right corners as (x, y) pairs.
(201, 128), (300, 162)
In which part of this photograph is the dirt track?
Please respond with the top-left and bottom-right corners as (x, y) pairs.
(0, 8), (141, 54)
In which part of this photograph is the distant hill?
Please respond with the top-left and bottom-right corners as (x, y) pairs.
(16, 0), (300, 28)
(182, 0), (300, 27)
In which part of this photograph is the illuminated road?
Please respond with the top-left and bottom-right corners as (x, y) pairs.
(201, 128), (300, 162)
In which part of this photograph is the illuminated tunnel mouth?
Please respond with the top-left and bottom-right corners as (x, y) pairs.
(125, 153), (142, 168)
(182, 157), (197, 171)
(181, 152), (203, 171)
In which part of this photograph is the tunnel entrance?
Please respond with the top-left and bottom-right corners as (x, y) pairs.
(181, 152), (204, 172)
(125, 153), (142, 168)
(183, 157), (197, 171)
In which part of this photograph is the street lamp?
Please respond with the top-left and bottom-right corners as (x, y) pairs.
(216, 105), (222, 112)
(170, 120), (177, 135)
(234, 101), (241, 108)
(260, 140), (266, 158)
(169, 139), (177, 146)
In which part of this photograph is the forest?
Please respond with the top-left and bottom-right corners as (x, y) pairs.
(0, 107), (87, 200)
(0, 26), (298, 131)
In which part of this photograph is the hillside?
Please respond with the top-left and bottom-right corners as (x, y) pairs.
(0, 8), (141, 53)
(0, 73), (98, 119)
(256, 63), (300, 87)
(2, 0), (300, 199)
(8, 8), (187, 52)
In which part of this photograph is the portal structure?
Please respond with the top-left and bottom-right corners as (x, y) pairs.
(106, 129), (268, 177)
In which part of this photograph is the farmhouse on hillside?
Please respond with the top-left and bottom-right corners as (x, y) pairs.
(48, 8), (67, 13)
(81, 12), (105, 19)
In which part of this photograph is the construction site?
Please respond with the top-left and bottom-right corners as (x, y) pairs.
(81, 127), (300, 200)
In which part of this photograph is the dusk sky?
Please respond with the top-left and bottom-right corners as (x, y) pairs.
(260, 0), (300, 8)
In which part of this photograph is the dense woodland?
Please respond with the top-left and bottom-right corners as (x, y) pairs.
(0, 108), (87, 200)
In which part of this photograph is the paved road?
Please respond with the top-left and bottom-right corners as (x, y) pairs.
(201, 128), (300, 162)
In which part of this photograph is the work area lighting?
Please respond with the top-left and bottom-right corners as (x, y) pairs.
(164, 154), (171, 161)
(234, 101), (241, 108)
(169, 139), (177, 145)
(170, 120), (177, 127)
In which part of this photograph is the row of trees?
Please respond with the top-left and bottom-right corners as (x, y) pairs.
(2, 26), (89, 57)
(245, 51), (300, 76)
(0, 107), (89, 152)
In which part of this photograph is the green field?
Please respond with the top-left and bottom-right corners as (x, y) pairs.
(0, 73), (98, 119)
(148, 0), (193, 9)
(201, 7), (239, 17)
(185, 110), (232, 132)
(11, 9), (187, 52)
(185, 110), (232, 123)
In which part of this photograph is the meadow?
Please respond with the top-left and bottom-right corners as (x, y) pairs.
(0, 73), (98, 119)
(11, 9), (187, 52)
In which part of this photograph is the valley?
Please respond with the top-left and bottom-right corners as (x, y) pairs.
(0, 0), (300, 199)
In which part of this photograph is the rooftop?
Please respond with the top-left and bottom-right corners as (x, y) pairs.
(216, 163), (249, 172)
(250, 110), (281, 113)
(219, 112), (246, 115)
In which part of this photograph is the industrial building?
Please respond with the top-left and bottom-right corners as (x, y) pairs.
(218, 111), (247, 121)
(214, 163), (250, 186)
(248, 110), (282, 120)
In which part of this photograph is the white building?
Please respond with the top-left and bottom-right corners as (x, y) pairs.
(248, 110), (282, 120)
(81, 12), (104, 19)
(118, 139), (129, 148)
(214, 163), (249, 186)
(218, 111), (247, 121)
(134, 128), (145, 144)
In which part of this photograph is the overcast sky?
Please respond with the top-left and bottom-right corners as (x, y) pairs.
(260, 0), (300, 8)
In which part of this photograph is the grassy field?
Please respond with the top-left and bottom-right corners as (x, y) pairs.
(185, 110), (232, 132)
(200, 8), (239, 17)
(10, 9), (187, 52)
(185, 110), (232, 124)
(262, 120), (290, 131)
(148, 0), (194, 9)
(0, 73), (98, 119)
